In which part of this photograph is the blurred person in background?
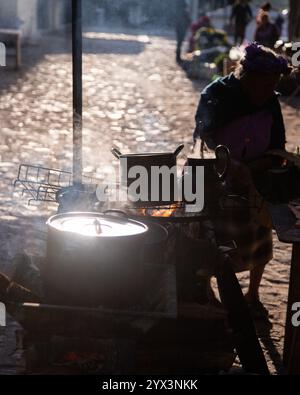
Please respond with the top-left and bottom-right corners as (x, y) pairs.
(255, 12), (279, 49)
(257, 2), (285, 37)
(230, 0), (253, 45)
(275, 12), (284, 37)
(174, 0), (191, 63)
(256, 2), (272, 26)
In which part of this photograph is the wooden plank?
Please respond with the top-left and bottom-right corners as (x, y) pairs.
(268, 204), (300, 373)
(287, 327), (300, 374)
(288, 204), (300, 229)
(16, 33), (21, 69)
(267, 149), (300, 169)
(283, 243), (300, 371)
(141, 303), (229, 345)
(0, 29), (21, 35)
(268, 204), (300, 243)
(7, 263), (177, 339)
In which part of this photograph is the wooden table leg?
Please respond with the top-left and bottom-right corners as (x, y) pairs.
(283, 242), (300, 370)
(15, 34), (21, 69)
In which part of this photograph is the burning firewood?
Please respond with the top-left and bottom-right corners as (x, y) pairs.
(0, 272), (41, 304)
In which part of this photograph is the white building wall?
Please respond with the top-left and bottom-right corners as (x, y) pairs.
(0, 0), (18, 20)
(17, 0), (38, 41)
(188, 0), (199, 21)
(52, 0), (62, 30)
(51, 0), (69, 31)
(0, 0), (68, 41)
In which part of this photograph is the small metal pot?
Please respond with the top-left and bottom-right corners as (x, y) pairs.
(184, 145), (230, 209)
(45, 212), (148, 308)
(111, 145), (184, 206)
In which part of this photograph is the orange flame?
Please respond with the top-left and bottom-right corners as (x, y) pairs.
(139, 204), (178, 218)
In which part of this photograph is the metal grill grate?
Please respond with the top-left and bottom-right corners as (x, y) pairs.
(14, 164), (96, 205)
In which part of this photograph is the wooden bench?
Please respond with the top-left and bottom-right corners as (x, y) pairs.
(0, 28), (21, 69)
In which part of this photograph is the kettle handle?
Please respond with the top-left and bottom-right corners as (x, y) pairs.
(111, 147), (122, 159)
(173, 144), (185, 157)
(215, 145), (230, 181)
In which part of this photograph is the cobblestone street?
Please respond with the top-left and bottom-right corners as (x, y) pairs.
(1, 28), (300, 374)
(0, 30), (203, 265)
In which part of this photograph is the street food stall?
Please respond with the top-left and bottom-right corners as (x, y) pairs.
(8, 0), (300, 376)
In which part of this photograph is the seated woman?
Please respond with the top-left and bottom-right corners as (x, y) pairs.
(193, 26), (230, 53)
(193, 43), (291, 315)
(188, 15), (211, 53)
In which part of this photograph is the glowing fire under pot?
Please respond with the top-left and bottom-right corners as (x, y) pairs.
(139, 204), (179, 218)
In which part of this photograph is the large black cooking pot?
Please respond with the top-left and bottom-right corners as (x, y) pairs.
(111, 145), (184, 206)
(45, 212), (149, 308)
(104, 209), (169, 265)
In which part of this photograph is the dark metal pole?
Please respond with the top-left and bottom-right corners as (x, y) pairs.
(72, 0), (82, 185)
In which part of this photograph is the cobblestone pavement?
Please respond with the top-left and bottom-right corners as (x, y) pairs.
(0, 29), (300, 374)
